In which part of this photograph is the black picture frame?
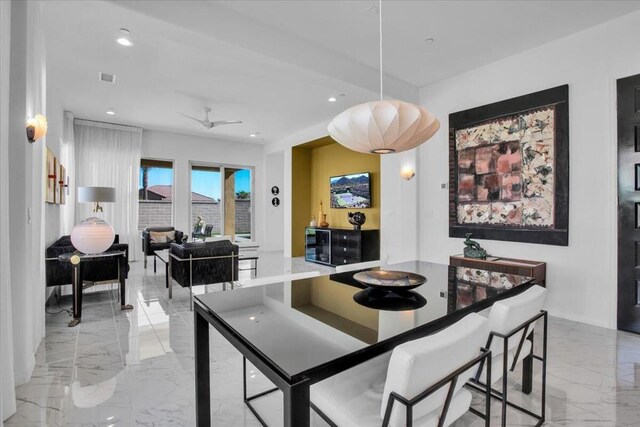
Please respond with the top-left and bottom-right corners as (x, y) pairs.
(449, 85), (569, 246)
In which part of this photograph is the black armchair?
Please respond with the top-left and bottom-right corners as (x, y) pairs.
(169, 240), (239, 309)
(46, 235), (130, 287)
(141, 226), (186, 268)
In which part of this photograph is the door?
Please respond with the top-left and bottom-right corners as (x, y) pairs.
(617, 73), (640, 333)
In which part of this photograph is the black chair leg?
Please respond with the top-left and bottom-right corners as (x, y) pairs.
(522, 332), (534, 394)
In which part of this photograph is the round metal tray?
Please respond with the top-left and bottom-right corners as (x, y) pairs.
(353, 270), (427, 291)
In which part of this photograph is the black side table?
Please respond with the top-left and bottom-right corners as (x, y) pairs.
(54, 251), (132, 327)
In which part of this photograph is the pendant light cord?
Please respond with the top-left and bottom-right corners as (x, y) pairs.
(379, 0), (383, 101)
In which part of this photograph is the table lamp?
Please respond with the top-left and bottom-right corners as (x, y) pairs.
(70, 186), (116, 254)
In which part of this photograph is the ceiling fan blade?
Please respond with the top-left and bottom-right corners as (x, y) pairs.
(179, 112), (211, 127)
(211, 120), (243, 127)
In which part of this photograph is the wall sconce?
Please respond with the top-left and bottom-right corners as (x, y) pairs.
(400, 166), (415, 181)
(26, 114), (48, 143)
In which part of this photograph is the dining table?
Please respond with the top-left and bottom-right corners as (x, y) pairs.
(193, 260), (536, 426)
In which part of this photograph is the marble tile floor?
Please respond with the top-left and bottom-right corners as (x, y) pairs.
(5, 255), (640, 426)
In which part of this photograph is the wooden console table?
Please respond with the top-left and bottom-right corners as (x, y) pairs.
(449, 254), (546, 286)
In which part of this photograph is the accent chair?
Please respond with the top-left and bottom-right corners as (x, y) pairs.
(141, 226), (186, 269)
(168, 240), (239, 309)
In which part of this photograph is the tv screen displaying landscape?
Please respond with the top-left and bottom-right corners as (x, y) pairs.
(330, 172), (371, 208)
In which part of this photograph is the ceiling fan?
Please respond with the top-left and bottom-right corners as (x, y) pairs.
(179, 107), (242, 129)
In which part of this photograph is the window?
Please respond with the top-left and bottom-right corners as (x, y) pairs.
(138, 159), (174, 230)
(191, 165), (222, 237)
(190, 163), (253, 241)
(231, 168), (252, 241)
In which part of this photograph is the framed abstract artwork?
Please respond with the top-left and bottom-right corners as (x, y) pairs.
(449, 85), (569, 246)
(45, 147), (56, 204)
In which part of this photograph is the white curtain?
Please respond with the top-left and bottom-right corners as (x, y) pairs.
(0, 0), (16, 422)
(60, 111), (75, 235)
(74, 119), (142, 260)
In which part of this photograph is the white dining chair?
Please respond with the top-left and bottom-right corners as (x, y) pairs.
(311, 312), (492, 427)
(469, 284), (548, 427)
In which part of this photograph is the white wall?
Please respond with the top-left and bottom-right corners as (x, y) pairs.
(141, 129), (264, 245)
(0, 0), (16, 421)
(263, 151), (284, 252)
(44, 86), (64, 246)
(6, 0), (47, 399)
(379, 150), (419, 264)
(416, 10), (640, 329)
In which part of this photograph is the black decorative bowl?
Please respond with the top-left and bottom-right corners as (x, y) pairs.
(353, 270), (427, 291)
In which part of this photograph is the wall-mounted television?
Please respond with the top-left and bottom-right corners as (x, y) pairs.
(330, 172), (371, 208)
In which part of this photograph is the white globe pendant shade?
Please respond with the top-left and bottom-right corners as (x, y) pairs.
(327, 100), (440, 154)
(70, 217), (115, 255)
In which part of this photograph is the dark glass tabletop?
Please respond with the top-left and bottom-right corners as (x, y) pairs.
(195, 260), (533, 381)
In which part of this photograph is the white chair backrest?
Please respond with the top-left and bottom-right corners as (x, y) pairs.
(381, 313), (488, 426)
(334, 260), (383, 273)
(486, 285), (547, 356)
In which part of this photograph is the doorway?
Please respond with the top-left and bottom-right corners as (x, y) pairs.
(617, 73), (640, 333)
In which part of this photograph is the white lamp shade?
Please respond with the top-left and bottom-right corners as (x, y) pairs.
(327, 100), (440, 154)
(70, 217), (115, 254)
(77, 187), (115, 203)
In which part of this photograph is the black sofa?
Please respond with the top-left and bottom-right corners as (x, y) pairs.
(141, 226), (186, 269)
(45, 235), (130, 287)
(169, 240), (239, 308)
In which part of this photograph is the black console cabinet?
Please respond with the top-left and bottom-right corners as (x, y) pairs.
(305, 227), (380, 267)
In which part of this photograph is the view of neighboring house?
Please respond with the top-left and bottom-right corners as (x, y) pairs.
(138, 185), (251, 235)
(138, 185), (215, 202)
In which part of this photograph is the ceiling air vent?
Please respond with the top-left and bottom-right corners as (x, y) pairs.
(98, 72), (116, 84)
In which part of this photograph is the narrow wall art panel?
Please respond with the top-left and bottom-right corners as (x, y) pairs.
(58, 163), (66, 205)
(45, 147), (56, 204)
(449, 85), (569, 246)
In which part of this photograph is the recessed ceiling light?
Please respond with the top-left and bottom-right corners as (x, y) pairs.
(328, 97), (337, 102)
(249, 132), (259, 138)
(106, 108), (115, 115)
(424, 37), (435, 44)
(116, 28), (134, 47)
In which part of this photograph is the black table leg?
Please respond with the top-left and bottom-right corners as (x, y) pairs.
(195, 306), (211, 427)
(154, 255), (157, 273)
(165, 261), (169, 288)
(283, 378), (310, 427)
(120, 256), (133, 311)
(68, 262), (82, 327)
(522, 332), (534, 394)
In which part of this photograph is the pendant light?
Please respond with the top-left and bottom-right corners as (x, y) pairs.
(328, 0), (440, 154)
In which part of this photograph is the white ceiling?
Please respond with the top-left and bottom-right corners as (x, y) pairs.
(44, 0), (640, 144)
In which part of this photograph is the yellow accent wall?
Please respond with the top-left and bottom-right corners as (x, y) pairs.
(291, 137), (381, 256)
(291, 147), (312, 256)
